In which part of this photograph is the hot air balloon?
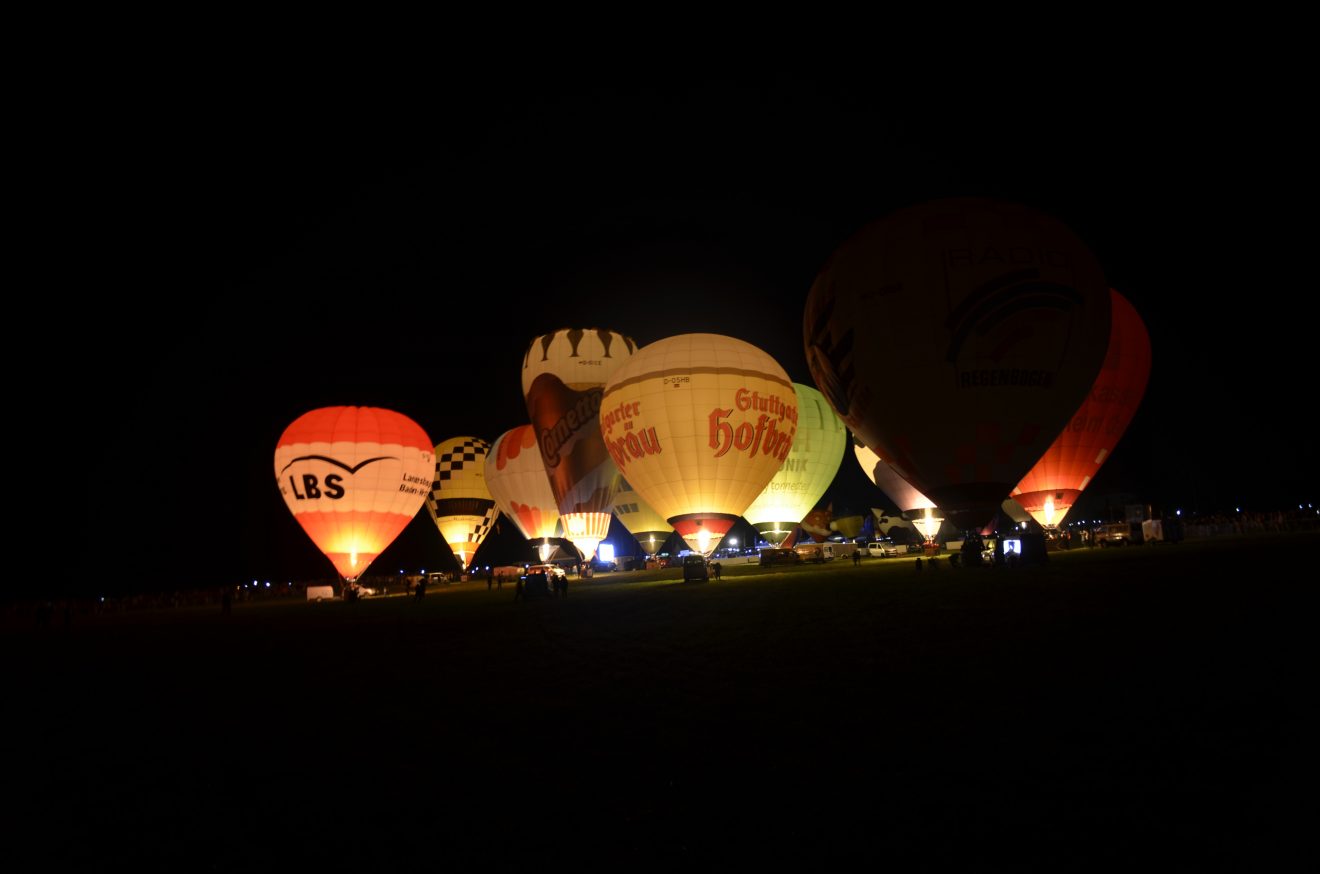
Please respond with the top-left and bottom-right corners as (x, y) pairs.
(741, 382), (847, 547)
(274, 406), (433, 582)
(805, 197), (1112, 532)
(1012, 289), (1152, 528)
(613, 478), (675, 557)
(851, 433), (943, 542)
(523, 327), (637, 561)
(600, 333), (797, 557)
(800, 508), (833, 543)
(425, 436), (498, 571)
(485, 425), (563, 564)
(830, 513), (865, 540)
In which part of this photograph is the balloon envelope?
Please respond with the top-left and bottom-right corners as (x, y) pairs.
(613, 479), (674, 556)
(426, 436), (498, 568)
(274, 406), (433, 581)
(485, 425), (562, 543)
(523, 327), (637, 560)
(1013, 290), (1152, 527)
(805, 197), (1111, 530)
(741, 383), (847, 547)
(600, 333), (797, 556)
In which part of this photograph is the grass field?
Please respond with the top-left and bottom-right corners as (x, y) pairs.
(7, 534), (1314, 869)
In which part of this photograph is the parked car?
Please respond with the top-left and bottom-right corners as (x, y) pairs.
(682, 554), (709, 582)
(867, 540), (901, 558)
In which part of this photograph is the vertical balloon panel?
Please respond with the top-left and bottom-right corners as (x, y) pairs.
(805, 197), (1112, 531)
(601, 334), (797, 556)
(275, 407), (434, 581)
(523, 327), (636, 560)
(1013, 290), (1152, 527)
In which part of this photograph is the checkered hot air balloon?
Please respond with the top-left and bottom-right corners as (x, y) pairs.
(426, 436), (498, 571)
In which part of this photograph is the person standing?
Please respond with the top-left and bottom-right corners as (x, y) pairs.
(415, 576), (427, 601)
(486, 567), (494, 591)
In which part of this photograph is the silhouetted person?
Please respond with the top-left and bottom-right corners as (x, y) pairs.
(852, 551), (862, 567)
(486, 568), (494, 591)
(915, 557), (923, 573)
(415, 577), (427, 601)
(514, 576), (524, 601)
(711, 561), (722, 580)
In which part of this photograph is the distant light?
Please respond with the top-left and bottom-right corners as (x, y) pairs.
(99, 596), (105, 602)
(252, 580), (257, 585)
(265, 582), (271, 588)
(1235, 507), (1240, 513)
(730, 538), (738, 548)
(598, 543), (615, 563)
(1176, 510), (1182, 516)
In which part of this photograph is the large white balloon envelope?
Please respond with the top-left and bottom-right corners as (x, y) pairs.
(600, 333), (797, 557)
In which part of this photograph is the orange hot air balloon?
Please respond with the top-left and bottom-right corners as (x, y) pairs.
(425, 436), (498, 570)
(600, 333), (797, 557)
(274, 406), (433, 581)
(523, 327), (637, 560)
(1012, 290), (1152, 528)
(485, 425), (563, 562)
(805, 197), (1112, 532)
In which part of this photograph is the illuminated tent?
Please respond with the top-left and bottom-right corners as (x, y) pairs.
(613, 479), (674, 556)
(741, 382), (847, 547)
(425, 436), (498, 571)
(1013, 290), (1152, 527)
(600, 333), (797, 557)
(274, 406), (433, 582)
(485, 425), (562, 563)
(805, 197), (1112, 532)
(523, 327), (637, 560)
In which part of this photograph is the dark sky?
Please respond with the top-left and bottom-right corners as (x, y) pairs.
(86, 70), (1313, 591)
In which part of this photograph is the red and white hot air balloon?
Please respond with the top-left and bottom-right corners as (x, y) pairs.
(274, 406), (433, 581)
(805, 197), (1112, 532)
(1012, 290), (1152, 528)
(485, 425), (563, 563)
(600, 333), (797, 557)
(523, 327), (637, 561)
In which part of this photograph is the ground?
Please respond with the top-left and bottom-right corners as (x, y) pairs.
(7, 534), (1313, 869)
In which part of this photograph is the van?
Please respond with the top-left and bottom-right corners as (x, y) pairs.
(868, 540), (901, 558)
(1094, 522), (1131, 547)
(682, 554), (709, 582)
(794, 543), (835, 563)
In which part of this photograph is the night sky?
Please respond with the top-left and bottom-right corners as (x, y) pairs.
(89, 70), (1314, 591)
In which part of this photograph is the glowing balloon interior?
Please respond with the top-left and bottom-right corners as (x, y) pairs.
(275, 407), (434, 581)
